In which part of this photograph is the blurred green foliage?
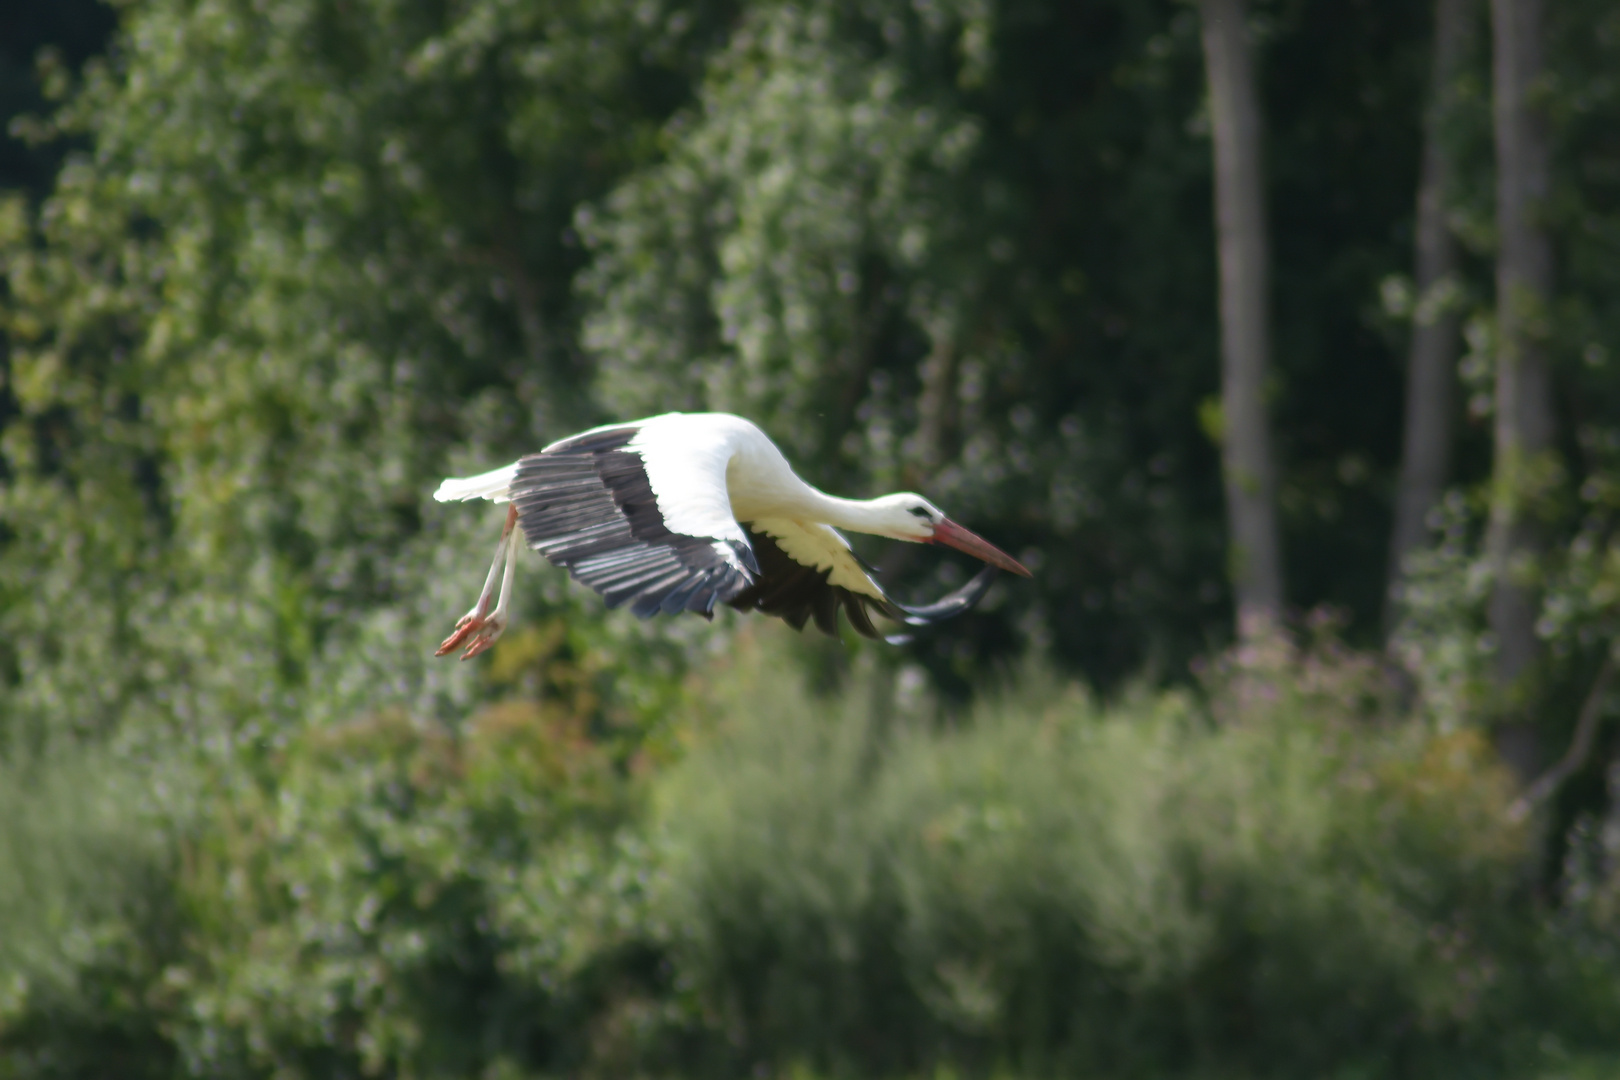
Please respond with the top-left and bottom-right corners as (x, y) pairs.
(0, 745), (183, 1079)
(581, 0), (1425, 681)
(1, 0), (1617, 707)
(167, 702), (644, 1077)
(0, 0), (732, 749)
(4, 0), (1620, 1076)
(649, 633), (1611, 1078)
(2, 632), (1618, 1077)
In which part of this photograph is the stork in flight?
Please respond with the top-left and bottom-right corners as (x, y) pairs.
(432, 412), (1030, 659)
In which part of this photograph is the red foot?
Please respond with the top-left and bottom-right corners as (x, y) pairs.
(435, 611), (506, 660)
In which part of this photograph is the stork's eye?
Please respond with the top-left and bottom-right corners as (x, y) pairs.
(908, 506), (933, 520)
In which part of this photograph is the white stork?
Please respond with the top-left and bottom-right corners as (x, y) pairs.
(431, 412), (1030, 659)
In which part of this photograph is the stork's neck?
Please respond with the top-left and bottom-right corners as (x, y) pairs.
(723, 439), (913, 539)
(797, 489), (904, 538)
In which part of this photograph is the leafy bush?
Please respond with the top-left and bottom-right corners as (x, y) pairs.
(0, 700), (670, 1079)
(4, 630), (1618, 1079)
(649, 630), (1619, 1078)
(164, 702), (661, 1079)
(0, 744), (185, 1079)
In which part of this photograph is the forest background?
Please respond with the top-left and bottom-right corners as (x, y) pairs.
(3, 0), (1620, 1076)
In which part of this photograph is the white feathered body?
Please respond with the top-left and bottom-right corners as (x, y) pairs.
(435, 413), (905, 598)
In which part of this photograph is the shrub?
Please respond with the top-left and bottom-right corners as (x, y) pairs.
(165, 702), (660, 1079)
(648, 629), (1617, 1078)
(6, 629), (1618, 1079)
(0, 744), (184, 1079)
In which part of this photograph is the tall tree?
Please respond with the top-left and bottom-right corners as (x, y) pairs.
(1386, 0), (1471, 633)
(0, 0), (728, 742)
(1198, 0), (1284, 636)
(1486, 0), (1556, 779)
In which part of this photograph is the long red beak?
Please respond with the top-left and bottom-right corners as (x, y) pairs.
(931, 518), (1032, 577)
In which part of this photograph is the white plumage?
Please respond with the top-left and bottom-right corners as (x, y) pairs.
(434, 462), (520, 503)
(432, 412), (1029, 659)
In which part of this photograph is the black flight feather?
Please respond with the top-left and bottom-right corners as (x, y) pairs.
(511, 427), (756, 617)
(726, 525), (998, 641)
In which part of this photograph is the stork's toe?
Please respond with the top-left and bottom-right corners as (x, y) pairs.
(457, 614), (507, 660)
(435, 610), (486, 657)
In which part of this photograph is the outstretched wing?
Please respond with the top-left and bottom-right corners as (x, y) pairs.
(509, 425), (759, 618)
(727, 517), (998, 641)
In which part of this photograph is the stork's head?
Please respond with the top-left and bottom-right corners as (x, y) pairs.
(869, 494), (1032, 577)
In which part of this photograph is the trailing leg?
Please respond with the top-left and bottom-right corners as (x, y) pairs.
(436, 504), (520, 659)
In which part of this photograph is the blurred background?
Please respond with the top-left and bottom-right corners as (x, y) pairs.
(2, 0), (1620, 1076)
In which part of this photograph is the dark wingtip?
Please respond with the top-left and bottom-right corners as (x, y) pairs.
(889, 566), (1000, 626)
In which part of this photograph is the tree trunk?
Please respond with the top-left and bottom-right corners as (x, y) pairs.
(1486, 0), (1556, 782)
(1385, 0), (1471, 636)
(1199, 0), (1284, 638)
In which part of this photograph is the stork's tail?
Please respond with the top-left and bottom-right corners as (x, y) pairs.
(434, 462), (520, 503)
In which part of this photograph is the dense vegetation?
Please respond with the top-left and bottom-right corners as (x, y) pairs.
(4, 636), (1619, 1078)
(2, 0), (1620, 1076)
